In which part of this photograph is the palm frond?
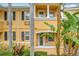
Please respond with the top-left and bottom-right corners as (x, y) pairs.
(44, 22), (55, 31)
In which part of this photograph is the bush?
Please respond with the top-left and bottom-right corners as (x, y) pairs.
(23, 49), (48, 56)
(23, 48), (30, 56)
(0, 49), (12, 56)
(0, 47), (48, 56)
(34, 51), (47, 56)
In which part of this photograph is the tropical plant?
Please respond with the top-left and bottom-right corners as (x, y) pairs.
(43, 22), (61, 56)
(61, 11), (79, 55)
(34, 51), (47, 56)
(43, 11), (79, 56)
(23, 48), (30, 56)
(13, 44), (24, 56)
(0, 48), (13, 56)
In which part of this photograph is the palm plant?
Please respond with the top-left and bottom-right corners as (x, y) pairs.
(72, 14), (79, 55)
(43, 22), (61, 55)
(43, 11), (79, 56)
(61, 11), (79, 55)
(39, 22), (55, 46)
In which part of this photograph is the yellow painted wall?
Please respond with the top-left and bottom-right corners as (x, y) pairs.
(0, 4), (63, 54)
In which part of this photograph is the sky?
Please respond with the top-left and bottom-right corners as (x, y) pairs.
(0, 3), (79, 8)
(0, 3), (30, 7)
(64, 3), (79, 8)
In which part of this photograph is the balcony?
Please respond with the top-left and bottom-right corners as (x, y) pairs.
(34, 4), (59, 20)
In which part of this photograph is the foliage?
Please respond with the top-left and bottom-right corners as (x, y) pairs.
(23, 48), (30, 56)
(44, 21), (61, 55)
(43, 11), (79, 56)
(44, 22), (55, 31)
(61, 11), (79, 55)
(40, 32), (54, 41)
(0, 49), (12, 56)
(34, 51), (47, 56)
(61, 11), (79, 45)
(13, 44), (24, 56)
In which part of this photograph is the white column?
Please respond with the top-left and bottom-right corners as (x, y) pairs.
(60, 4), (64, 19)
(43, 37), (46, 46)
(34, 5), (36, 18)
(8, 3), (12, 49)
(30, 3), (34, 56)
(38, 34), (40, 46)
(47, 4), (49, 18)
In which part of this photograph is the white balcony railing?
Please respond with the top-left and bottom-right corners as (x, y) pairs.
(34, 16), (57, 20)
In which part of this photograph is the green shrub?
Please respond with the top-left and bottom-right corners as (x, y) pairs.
(0, 50), (12, 56)
(23, 48), (30, 56)
(23, 49), (48, 56)
(0, 48), (48, 56)
(34, 51), (47, 56)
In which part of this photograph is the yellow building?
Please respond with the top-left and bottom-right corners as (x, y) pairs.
(0, 3), (64, 55)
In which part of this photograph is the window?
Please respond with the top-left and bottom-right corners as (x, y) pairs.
(39, 33), (43, 45)
(13, 11), (16, 20)
(4, 32), (7, 41)
(4, 11), (7, 20)
(48, 33), (54, 41)
(21, 32), (29, 41)
(48, 36), (54, 41)
(49, 11), (54, 18)
(25, 32), (29, 40)
(38, 10), (45, 18)
(13, 32), (16, 41)
(21, 32), (24, 41)
(25, 12), (29, 20)
(21, 11), (24, 20)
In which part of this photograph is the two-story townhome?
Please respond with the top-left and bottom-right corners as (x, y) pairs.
(0, 3), (64, 55)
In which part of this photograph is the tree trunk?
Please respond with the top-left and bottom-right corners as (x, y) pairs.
(8, 3), (12, 50)
(56, 4), (61, 56)
(29, 3), (34, 56)
(73, 45), (78, 55)
(68, 39), (71, 56)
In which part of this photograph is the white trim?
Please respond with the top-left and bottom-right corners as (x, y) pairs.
(24, 11), (30, 20)
(13, 42), (30, 43)
(36, 30), (57, 34)
(38, 34), (40, 46)
(64, 7), (79, 11)
(34, 5), (36, 18)
(35, 46), (64, 48)
(0, 42), (30, 44)
(34, 17), (57, 20)
(47, 4), (49, 18)
(49, 11), (55, 18)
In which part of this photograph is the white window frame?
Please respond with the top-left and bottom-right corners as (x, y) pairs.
(24, 32), (29, 40)
(38, 33), (54, 47)
(24, 11), (30, 20)
(49, 11), (55, 18)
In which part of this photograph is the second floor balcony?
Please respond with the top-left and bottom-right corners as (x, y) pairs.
(34, 3), (60, 20)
